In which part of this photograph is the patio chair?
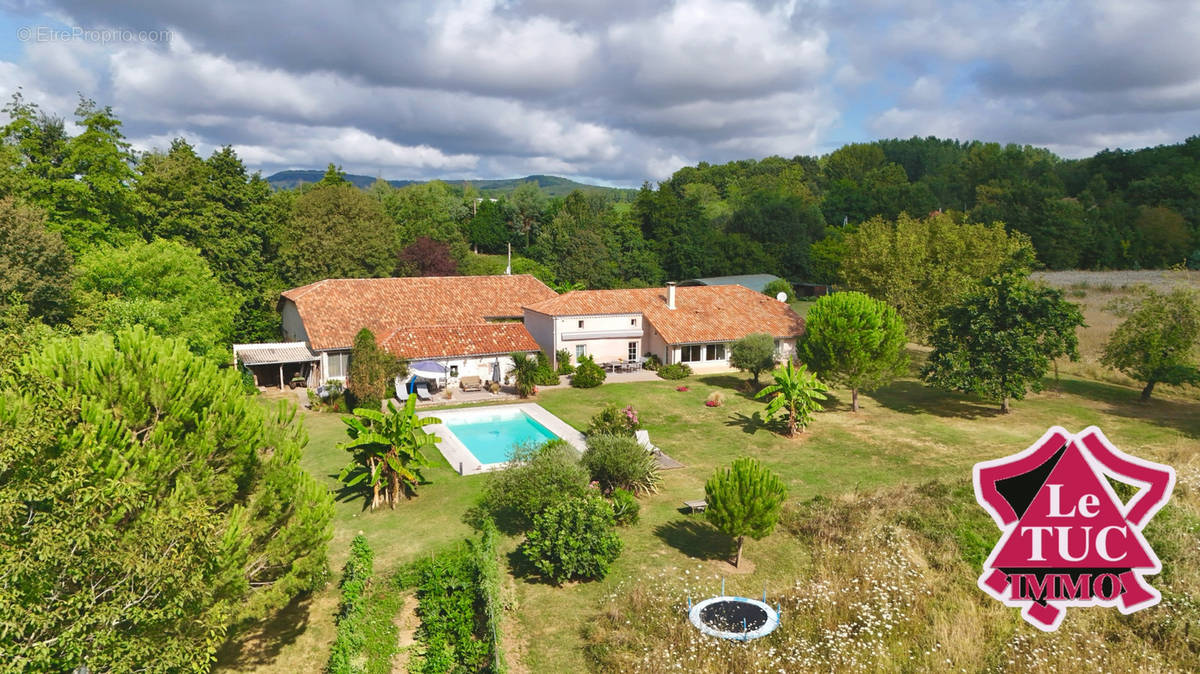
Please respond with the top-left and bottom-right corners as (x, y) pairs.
(635, 429), (659, 453)
(459, 375), (483, 392)
(414, 381), (433, 401)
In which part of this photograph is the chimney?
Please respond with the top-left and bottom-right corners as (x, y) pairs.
(667, 282), (676, 310)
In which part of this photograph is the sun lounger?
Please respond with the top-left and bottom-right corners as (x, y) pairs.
(635, 429), (658, 453)
(684, 499), (707, 513)
(414, 381), (433, 401)
(459, 375), (483, 392)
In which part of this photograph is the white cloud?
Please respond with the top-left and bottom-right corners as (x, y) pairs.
(2, 0), (1198, 182)
(424, 0), (598, 91)
(608, 0), (829, 102)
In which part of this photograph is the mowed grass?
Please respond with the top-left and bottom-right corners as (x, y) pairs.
(218, 361), (1200, 672)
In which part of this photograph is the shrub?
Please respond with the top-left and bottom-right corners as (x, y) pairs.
(470, 521), (507, 674)
(311, 379), (346, 412)
(571, 355), (606, 388)
(610, 488), (640, 526)
(763, 278), (796, 303)
(729, 332), (777, 385)
(472, 440), (589, 532)
(327, 535), (374, 674)
(534, 350), (560, 386)
(642, 353), (662, 371)
(706, 391), (725, 407)
(656, 362), (692, 380)
(521, 496), (623, 584)
(587, 403), (640, 437)
(676, 385), (689, 392)
(582, 434), (661, 495)
(555, 349), (575, 375)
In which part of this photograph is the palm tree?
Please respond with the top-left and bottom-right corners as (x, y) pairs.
(338, 393), (440, 508)
(755, 359), (829, 437)
(508, 351), (539, 397)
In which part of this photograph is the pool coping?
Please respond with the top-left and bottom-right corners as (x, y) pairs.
(418, 402), (587, 476)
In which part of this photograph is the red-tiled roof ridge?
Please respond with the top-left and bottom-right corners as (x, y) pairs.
(379, 323), (541, 360)
(283, 274), (557, 351)
(524, 284), (804, 344)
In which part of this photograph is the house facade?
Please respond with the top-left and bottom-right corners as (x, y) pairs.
(522, 282), (805, 371)
(269, 274), (557, 388)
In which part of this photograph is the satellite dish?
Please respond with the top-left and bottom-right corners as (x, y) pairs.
(776, 292), (788, 302)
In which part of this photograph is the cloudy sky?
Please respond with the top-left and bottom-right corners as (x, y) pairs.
(0, 0), (1197, 186)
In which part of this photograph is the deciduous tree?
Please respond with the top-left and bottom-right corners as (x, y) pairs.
(922, 271), (1084, 413)
(1101, 286), (1200, 401)
(71, 238), (239, 361)
(0, 197), (72, 325)
(838, 212), (1034, 341)
(729, 332), (777, 386)
(278, 182), (394, 286)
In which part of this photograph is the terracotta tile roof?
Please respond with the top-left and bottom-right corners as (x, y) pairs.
(524, 285), (805, 344)
(281, 275), (556, 351)
(379, 323), (539, 360)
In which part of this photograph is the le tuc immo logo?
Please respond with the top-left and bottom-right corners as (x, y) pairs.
(973, 426), (1175, 631)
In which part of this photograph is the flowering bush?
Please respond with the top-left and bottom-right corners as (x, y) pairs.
(622, 405), (638, 427)
(587, 403), (640, 437)
(676, 386), (689, 392)
(704, 400), (719, 407)
(706, 392), (725, 407)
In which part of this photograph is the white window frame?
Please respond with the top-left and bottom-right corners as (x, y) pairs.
(326, 351), (350, 379)
(576, 344), (587, 360)
(681, 345), (701, 362)
(706, 343), (725, 361)
(628, 341), (638, 361)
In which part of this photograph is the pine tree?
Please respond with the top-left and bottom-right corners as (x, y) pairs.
(800, 291), (908, 411)
(704, 457), (787, 567)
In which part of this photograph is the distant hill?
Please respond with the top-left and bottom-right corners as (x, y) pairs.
(265, 170), (635, 199)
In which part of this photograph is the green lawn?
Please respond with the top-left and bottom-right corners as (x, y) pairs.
(218, 364), (1200, 672)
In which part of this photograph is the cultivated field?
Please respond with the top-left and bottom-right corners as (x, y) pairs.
(217, 359), (1200, 672)
(1034, 270), (1200, 400)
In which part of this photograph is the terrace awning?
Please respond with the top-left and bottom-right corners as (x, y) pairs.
(233, 342), (318, 366)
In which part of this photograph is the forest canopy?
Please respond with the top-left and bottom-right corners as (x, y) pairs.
(1, 92), (1197, 349)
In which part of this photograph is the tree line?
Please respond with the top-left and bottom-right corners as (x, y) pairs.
(2, 92), (1198, 360)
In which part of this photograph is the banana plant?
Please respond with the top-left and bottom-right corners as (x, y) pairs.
(754, 359), (829, 437)
(337, 393), (441, 508)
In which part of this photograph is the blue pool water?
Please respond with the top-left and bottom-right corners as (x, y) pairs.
(444, 410), (560, 465)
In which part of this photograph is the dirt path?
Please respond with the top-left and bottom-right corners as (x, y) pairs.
(390, 593), (420, 674)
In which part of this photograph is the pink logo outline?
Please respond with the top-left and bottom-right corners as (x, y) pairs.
(973, 426), (1175, 631)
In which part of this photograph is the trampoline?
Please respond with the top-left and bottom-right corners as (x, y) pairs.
(688, 588), (780, 641)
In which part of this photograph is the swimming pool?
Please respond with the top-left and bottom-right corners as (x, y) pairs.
(444, 409), (558, 464)
(419, 403), (587, 475)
